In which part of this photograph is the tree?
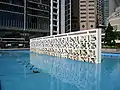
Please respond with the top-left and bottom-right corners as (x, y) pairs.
(104, 23), (116, 46)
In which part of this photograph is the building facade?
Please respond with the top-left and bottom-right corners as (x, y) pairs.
(50, 0), (60, 35)
(0, 0), (50, 38)
(79, 0), (104, 30)
(97, 0), (104, 26)
(71, 0), (79, 32)
(50, 0), (79, 35)
(79, 0), (96, 30)
(103, 0), (109, 24)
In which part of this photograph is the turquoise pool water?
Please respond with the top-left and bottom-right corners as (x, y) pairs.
(0, 50), (120, 90)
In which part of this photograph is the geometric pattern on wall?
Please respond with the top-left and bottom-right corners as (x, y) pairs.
(30, 29), (101, 63)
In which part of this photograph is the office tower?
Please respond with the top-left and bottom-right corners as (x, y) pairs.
(50, 0), (60, 35)
(64, 0), (71, 33)
(70, 0), (79, 32)
(79, 0), (96, 30)
(50, 0), (79, 35)
(96, 0), (104, 26)
(0, 0), (50, 38)
(103, 0), (109, 24)
(79, 0), (104, 30)
(64, 0), (79, 33)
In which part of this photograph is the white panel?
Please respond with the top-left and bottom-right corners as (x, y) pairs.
(30, 29), (101, 64)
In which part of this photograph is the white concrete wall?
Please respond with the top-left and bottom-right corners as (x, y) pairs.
(30, 29), (102, 64)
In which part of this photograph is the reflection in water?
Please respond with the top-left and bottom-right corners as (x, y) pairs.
(0, 51), (120, 90)
(30, 52), (101, 90)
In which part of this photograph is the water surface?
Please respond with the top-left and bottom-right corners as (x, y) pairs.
(0, 50), (120, 90)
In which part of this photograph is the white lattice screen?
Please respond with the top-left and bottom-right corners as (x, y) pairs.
(30, 29), (101, 63)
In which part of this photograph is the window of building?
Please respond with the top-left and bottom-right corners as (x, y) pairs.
(89, 4), (94, 6)
(53, 8), (57, 13)
(68, 25), (70, 29)
(89, 1), (94, 3)
(53, 15), (57, 19)
(53, 0), (57, 2)
(53, 20), (57, 25)
(89, 16), (95, 18)
(68, 10), (70, 13)
(53, 33), (57, 35)
(65, 0), (70, 4)
(68, 15), (70, 19)
(91, 25), (93, 28)
(53, 3), (57, 7)
(74, 24), (77, 28)
(68, 20), (70, 24)
(81, 12), (86, 14)
(81, 20), (86, 22)
(53, 26), (57, 31)
(80, 9), (86, 11)
(80, 5), (86, 7)
(89, 8), (94, 10)
(82, 25), (85, 28)
(89, 12), (94, 14)
(89, 20), (94, 22)
(81, 16), (86, 18)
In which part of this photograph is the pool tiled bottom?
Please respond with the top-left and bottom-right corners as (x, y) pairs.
(0, 50), (120, 90)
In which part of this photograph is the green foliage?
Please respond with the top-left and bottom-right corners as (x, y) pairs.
(104, 23), (117, 46)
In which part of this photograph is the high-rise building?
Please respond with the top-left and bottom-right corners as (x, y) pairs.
(0, 0), (50, 38)
(79, 0), (95, 30)
(71, 0), (79, 32)
(79, 0), (104, 30)
(50, 0), (60, 35)
(103, 0), (109, 24)
(50, 0), (79, 35)
(96, 0), (104, 26)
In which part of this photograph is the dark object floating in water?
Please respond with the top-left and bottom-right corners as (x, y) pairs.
(32, 70), (39, 73)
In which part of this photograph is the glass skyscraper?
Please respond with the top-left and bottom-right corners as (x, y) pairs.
(103, 0), (109, 24)
(0, 0), (50, 38)
(50, 0), (79, 35)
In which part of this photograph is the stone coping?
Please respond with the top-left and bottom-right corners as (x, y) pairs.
(0, 48), (120, 54)
(102, 48), (120, 54)
(0, 48), (29, 51)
